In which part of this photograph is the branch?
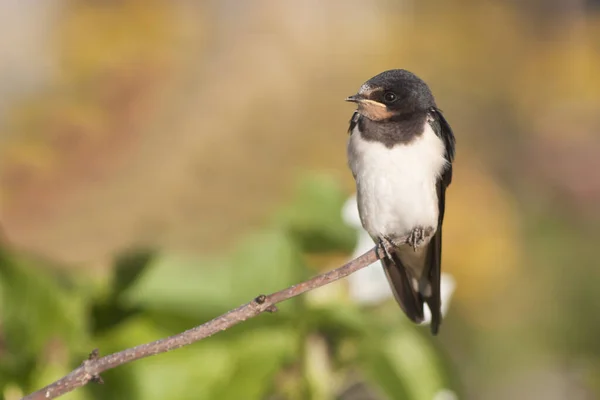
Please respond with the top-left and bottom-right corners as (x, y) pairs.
(22, 245), (384, 400)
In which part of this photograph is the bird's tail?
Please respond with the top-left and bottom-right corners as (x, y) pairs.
(423, 229), (443, 335)
(381, 252), (425, 324)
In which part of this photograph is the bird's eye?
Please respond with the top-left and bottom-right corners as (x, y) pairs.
(383, 92), (397, 103)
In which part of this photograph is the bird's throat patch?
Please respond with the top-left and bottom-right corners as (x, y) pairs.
(358, 100), (395, 121)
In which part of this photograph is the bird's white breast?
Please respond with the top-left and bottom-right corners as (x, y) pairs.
(348, 121), (448, 240)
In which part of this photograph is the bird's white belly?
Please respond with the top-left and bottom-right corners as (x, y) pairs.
(348, 123), (448, 239)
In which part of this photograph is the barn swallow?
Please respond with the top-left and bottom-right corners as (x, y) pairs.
(346, 69), (456, 334)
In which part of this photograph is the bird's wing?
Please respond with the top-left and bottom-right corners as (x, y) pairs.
(381, 253), (425, 324)
(429, 107), (456, 186)
(423, 107), (456, 335)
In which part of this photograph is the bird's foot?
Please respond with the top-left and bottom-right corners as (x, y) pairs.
(407, 226), (428, 251)
(377, 236), (396, 261)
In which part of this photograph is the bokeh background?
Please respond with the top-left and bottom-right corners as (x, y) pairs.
(1, 1), (599, 399)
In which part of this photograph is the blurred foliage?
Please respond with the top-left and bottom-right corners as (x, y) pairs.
(0, 0), (599, 398)
(0, 176), (457, 400)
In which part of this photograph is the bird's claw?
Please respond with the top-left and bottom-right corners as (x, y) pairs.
(407, 227), (426, 251)
(378, 237), (396, 261)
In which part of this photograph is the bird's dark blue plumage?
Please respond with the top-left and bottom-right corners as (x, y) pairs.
(346, 69), (456, 335)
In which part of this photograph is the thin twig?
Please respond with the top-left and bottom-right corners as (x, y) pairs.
(22, 245), (385, 400)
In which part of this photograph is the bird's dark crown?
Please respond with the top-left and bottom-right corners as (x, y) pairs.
(346, 69), (436, 121)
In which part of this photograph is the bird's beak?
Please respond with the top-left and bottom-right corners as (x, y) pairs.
(345, 94), (363, 103)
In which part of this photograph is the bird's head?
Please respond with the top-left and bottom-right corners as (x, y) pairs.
(346, 69), (435, 121)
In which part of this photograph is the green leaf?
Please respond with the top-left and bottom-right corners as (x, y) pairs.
(90, 300), (141, 335)
(123, 253), (233, 318)
(228, 231), (305, 307)
(125, 230), (305, 319)
(90, 315), (232, 400)
(90, 317), (297, 400)
(0, 249), (91, 397)
(111, 248), (155, 298)
(0, 251), (88, 385)
(275, 174), (356, 253)
(358, 321), (455, 400)
(211, 327), (299, 400)
(89, 248), (155, 335)
(360, 348), (412, 400)
(303, 303), (370, 341)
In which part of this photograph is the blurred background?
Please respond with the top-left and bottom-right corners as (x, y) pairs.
(1, 0), (599, 399)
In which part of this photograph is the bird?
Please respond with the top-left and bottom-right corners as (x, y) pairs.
(345, 69), (456, 335)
